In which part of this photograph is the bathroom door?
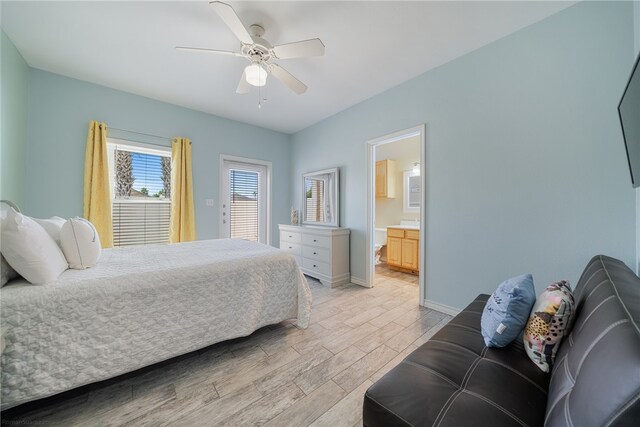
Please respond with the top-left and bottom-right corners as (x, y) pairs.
(220, 157), (270, 244)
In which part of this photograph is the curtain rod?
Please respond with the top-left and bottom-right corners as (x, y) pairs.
(107, 126), (192, 146)
(108, 126), (171, 141)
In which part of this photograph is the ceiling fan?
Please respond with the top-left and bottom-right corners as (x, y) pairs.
(176, 1), (325, 95)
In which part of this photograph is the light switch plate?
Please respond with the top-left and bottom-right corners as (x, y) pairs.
(205, 199), (214, 207)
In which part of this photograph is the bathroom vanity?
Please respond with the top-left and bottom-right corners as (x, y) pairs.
(386, 225), (420, 274)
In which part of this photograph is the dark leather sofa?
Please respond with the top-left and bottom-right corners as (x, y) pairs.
(363, 255), (640, 426)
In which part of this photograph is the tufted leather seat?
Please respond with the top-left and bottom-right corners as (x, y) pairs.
(545, 256), (640, 426)
(363, 255), (640, 427)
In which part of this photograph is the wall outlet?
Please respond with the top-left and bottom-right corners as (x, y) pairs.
(205, 199), (214, 207)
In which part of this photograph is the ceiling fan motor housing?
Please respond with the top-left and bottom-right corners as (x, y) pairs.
(241, 25), (272, 63)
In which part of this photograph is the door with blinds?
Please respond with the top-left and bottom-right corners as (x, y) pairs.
(220, 158), (269, 244)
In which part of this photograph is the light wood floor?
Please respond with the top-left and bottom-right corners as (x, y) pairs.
(375, 262), (419, 285)
(2, 274), (451, 427)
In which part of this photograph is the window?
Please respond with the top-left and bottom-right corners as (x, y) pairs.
(107, 139), (171, 246)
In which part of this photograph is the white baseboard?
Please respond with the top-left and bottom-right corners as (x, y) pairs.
(422, 299), (461, 316)
(350, 276), (369, 287)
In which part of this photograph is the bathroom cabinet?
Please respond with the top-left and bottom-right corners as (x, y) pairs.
(386, 226), (419, 274)
(375, 159), (396, 198)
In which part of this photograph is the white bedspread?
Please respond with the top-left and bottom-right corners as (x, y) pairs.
(0, 239), (311, 409)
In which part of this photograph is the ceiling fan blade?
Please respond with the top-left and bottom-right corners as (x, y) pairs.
(236, 70), (250, 94)
(269, 64), (307, 94)
(272, 38), (325, 59)
(175, 46), (243, 57)
(209, 1), (253, 45)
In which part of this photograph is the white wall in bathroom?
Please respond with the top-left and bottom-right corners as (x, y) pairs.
(375, 136), (421, 229)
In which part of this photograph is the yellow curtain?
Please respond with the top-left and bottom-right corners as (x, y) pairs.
(170, 137), (196, 243)
(83, 120), (113, 248)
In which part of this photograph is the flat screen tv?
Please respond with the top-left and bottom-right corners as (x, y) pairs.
(619, 52), (640, 188)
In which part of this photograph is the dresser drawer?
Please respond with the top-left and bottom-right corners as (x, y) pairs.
(302, 258), (330, 276)
(302, 246), (330, 263)
(302, 234), (331, 248)
(281, 242), (302, 255)
(281, 230), (302, 244)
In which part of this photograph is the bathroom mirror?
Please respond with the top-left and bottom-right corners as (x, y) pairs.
(403, 170), (421, 213)
(303, 168), (339, 227)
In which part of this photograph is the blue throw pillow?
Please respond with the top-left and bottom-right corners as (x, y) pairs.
(481, 274), (536, 347)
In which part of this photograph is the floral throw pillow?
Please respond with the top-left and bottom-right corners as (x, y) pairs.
(523, 280), (575, 373)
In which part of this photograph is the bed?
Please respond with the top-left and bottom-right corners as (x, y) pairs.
(0, 239), (312, 410)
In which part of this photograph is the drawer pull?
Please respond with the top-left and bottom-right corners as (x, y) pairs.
(313, 251), (317, 255)
(313, 239), (317, 242)
(289, 235), (293, 238)
(313, 264), (317, 268)
(289, 246), (292, 249)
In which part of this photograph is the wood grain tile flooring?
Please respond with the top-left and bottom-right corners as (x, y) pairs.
(1, 274), (451, 426)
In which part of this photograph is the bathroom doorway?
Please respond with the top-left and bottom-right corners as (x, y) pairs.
(366, 125), (426, 306)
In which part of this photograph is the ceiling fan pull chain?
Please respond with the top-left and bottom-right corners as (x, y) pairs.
(258, 82), (262, 109)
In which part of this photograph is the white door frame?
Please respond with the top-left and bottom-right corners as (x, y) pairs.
(219, 154), (272, 245)
(365, 124), (426, 306)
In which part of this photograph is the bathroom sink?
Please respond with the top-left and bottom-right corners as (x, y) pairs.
(388, 224), (419, 229)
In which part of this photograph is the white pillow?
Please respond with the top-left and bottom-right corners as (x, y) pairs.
(1, 253), (20, 287)
(60, 217), (101, 269)
(32, 216), (66, 247)
(0, 208), (68, 284)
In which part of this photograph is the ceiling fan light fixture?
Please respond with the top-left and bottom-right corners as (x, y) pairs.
(245, 63), (267, 87)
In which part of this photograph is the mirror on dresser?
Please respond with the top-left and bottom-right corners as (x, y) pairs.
(302, 168), (339, 227)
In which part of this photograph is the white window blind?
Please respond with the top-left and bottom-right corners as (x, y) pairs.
(107, 140), (171, 247)
(112, 201), (171, 246)
(229, 169), (260, 241)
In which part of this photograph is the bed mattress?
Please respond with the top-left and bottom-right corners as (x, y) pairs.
(0, 239), (311, 409)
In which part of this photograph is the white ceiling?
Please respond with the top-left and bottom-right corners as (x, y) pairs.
(1, 1), (575, 134)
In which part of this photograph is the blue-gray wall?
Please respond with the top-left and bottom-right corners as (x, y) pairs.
(1, 30), (28, 208)
(291, 1), (637, 308)
(25, 69), (291, 243)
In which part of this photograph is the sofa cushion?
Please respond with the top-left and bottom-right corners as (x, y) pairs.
(523, 280), (576, 373)
(545, 256), (640, 427)
(481, 274), (536, 347)
(364, 295), (550, 427)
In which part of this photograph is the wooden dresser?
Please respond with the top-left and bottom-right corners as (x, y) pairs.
(386, 226), (420, 274)
(279, 224), (350, 287)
